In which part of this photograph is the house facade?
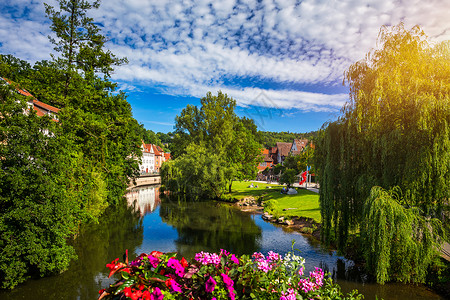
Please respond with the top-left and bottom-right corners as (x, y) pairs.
(290, 139), (309, 155)
(276, 142), (292, 165)
(140, 142), (155, 173)
(139, 143), (171, 174)
(257, 148), (274, 172)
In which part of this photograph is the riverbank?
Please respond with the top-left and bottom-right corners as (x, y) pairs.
(224, 181), (450, 299)
(224, 181), (321, 239)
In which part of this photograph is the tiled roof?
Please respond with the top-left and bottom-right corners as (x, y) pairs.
(293, 139), (308, 151)
(33, 99), (60, 113)
(153, 144), (162, 156)
(276, 142), (292, 157)
(2, 77), (60, 121)
(164, 153), (170, 160)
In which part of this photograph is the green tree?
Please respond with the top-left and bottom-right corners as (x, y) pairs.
(279, 169), (297, 189)
(45, 0), (126, 100)
(316, 24), (450, 282)
(0, 85), (81, 288)
(163, 91), (262, 197)
(43, 0), (141, 204)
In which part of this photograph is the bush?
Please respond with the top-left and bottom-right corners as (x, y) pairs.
(99, 248), (363, 300)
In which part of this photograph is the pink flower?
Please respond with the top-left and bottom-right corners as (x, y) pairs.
(252, 252), (265, 262)
(150, 287), (164, 300)
(205, 276), (217, 293)
(298, 267), (304, 276)
(165, 278), (182, 293)
(230, 254), (239, 265)
(256, 260), (272, 273)
(167, 257), (185, 277)
(267, 251), (281, 262)
(280, 288), (297, 300)
(148, 255), (159, 268)
(194, 251), (221, 265)
(220, 273), (234, 288)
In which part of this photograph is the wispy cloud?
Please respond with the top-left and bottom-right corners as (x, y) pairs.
(1, 0), (449, 112)
(143, 120), (174, 127)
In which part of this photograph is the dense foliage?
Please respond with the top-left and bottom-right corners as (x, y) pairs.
(0, 0), (142, 288)
(315, 24), (450, 282)
(161, 91), (262, 198)
(99, 248), (363, 300)
(362, 186), (445, 284)
(259, 131), (317, 148)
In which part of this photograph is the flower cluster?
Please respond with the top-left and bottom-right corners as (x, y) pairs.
(98, 249), (363, 300)
(298, 267), (325, 293)
(194, 251), (221, 266)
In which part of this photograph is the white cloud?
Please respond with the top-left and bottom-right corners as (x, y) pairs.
(1, 0), (450, 112)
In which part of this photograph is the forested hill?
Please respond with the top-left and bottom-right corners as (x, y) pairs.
(259, 131), (318, 148)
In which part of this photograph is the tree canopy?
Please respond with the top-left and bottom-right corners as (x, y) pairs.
(161, 91), (262, 198)
(0, 0), (142, 288)
(315, 23), (450, 282)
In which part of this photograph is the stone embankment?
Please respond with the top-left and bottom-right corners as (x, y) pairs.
(129, 174), (161, 188)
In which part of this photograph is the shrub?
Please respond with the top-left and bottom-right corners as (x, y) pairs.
(98, 248), (363, 300)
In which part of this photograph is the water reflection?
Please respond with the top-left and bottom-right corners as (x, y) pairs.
(159, 196), (262, 259)
(0, 186), (443, 300)
(0, 200), (144, 300)
(126, 185), (161, 216)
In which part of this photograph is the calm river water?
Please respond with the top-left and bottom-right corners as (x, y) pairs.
(0, 185), (443, 300)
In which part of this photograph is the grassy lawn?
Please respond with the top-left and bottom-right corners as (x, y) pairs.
(228, 181), (321, 222)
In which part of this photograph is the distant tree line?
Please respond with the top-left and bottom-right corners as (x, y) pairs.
(315, 24), (449, 284)
(0, 0), (142, 289)
(259, 130), (317, 148)
(137, 126), (173, 152)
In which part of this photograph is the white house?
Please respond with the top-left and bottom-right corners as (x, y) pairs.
(139, 142), (155, 173)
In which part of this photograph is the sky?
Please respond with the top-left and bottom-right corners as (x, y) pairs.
(1, 0), (450, 133)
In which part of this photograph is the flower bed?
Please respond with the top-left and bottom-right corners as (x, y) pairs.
(99, 249), (363, 300)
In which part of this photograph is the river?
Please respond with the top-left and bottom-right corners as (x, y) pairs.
(0, 185), (443, 300)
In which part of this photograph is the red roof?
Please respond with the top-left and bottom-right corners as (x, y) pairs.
(2, 77), (60, 121)
(33, 99), (60, 113)
(153, 144), (162, 156)
(164, 153), (170, 160)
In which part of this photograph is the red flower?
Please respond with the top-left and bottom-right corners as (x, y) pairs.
(142, 290), (151, 300)
(106, 258), (126, 278)
(180, 257), (188, 268)
(124, 287), (133, 298)
(131, 290), (142, 300)
(150, 251), (163, 258)
(98, 289), (106, 294)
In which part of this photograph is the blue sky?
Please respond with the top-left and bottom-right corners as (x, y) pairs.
(1, 0), (449, 133)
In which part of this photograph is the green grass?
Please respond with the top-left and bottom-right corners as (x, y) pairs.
(228, 181), (321, 222)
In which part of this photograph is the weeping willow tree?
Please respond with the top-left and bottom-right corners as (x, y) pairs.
(363, 186), (445, 284)
(316, 23), (450, 282)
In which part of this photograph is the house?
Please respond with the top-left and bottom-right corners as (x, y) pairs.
(257, 148), (274, 172)
(290, 139), (309, 155)
(275, 142), (292, 165)
(1, 77), (60, 121)
(269, 146), (278, 164)
(139, 142), (155, 174)
(153, 145), (164, 172)
(164, 152), (171, 161)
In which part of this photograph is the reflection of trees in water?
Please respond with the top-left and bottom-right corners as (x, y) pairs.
(159, 197), (262, 259)
(0, 200), (144, 300)
(125, 185), (161, 216)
